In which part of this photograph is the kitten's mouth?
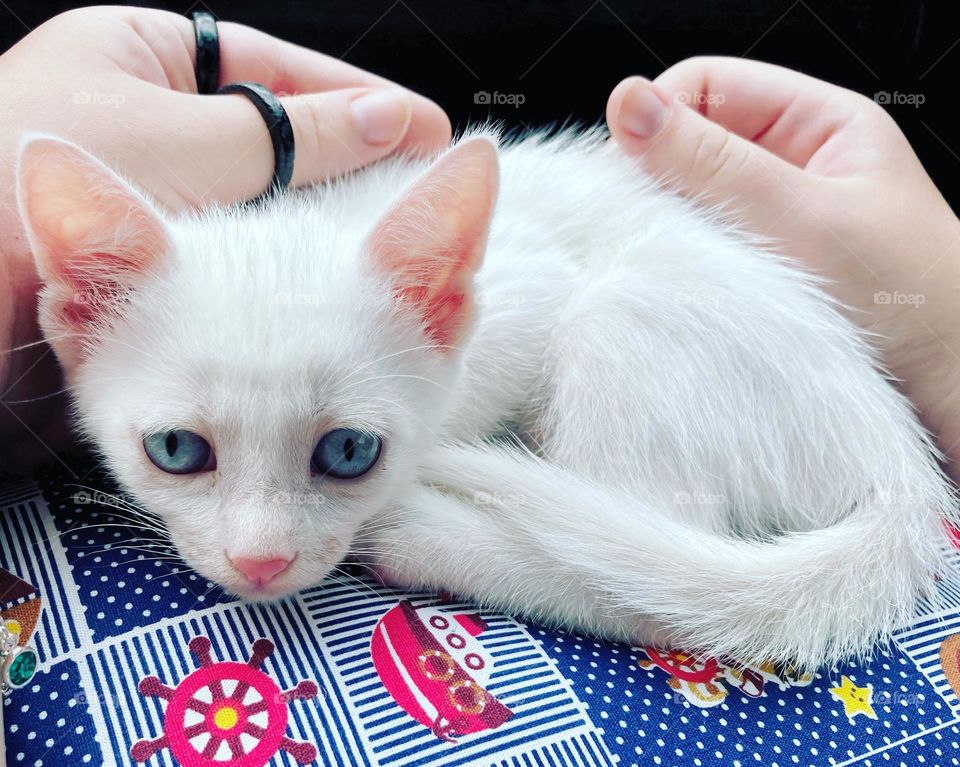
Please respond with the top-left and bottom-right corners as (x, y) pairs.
(228, 583), (298, 602)
(222, 551), (301, 601)
(180, 537), (346, 602)
(223, 573), (302, 602)
(214, 547), (342, 602)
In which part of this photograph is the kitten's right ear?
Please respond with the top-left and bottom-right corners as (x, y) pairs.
(16, 136), (169, 369)
(366, 138), (499, 352)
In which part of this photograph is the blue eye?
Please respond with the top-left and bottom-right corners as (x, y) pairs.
(143, 430), (215, 475)
(312, 428), (382, 479)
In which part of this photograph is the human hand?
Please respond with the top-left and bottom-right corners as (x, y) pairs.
(0, 6), (451, 469)
(606, 57), (960, 474)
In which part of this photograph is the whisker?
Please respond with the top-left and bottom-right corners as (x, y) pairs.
(330, 564), (385, 598)
(339, 344), (462, 385)
(340, 373), (453, 396)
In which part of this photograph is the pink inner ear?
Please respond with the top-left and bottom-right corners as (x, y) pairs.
(403, 287), (469, 347)
(18, 137), (168, 330)
(369, 139), (499, 349)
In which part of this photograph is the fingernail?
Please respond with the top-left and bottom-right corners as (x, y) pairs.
(618, 79), (671, 139)
(350, 90), (411, 146)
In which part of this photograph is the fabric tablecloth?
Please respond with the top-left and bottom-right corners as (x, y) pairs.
(3, 462), (960, 767)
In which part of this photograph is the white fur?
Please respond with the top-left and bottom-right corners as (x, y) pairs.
(22, 129), (957, 669)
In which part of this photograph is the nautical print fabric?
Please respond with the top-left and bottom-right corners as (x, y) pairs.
(3, 464), (960, 767)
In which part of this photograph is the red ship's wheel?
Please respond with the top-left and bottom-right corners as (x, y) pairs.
(163, 660), (287, 767)
(133, 637), (318, 767)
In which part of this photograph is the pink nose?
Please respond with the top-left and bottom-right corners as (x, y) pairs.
(229, 556), (291, 586)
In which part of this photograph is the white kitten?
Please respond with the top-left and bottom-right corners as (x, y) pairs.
(16, 130), (956, 669)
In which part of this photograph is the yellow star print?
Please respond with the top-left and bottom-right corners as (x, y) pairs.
(829, 675), (878, 720)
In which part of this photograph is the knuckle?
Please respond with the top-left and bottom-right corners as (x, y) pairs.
(293, 95), (337, 155)
(43, 6), (95, 32)
(50, 5), (116, 27)
(659, 55), (721, 87)
(687, 128), (742, 187)
(848, 90), (884, 117)
(841, 91), (901, 135)
(663, 55), (710, 77)
(289, 95), (362, 176)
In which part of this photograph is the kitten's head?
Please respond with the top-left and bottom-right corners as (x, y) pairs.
(16, 134), (499, 599)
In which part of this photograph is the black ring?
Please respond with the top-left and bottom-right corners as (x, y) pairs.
(217, 82), (296, 199)
(190, 11), (220, 95)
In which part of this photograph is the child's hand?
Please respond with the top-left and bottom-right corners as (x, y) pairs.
(607, 57), (960, 475)
(0, 7), (450, 468)
(0, 6), (450, 209)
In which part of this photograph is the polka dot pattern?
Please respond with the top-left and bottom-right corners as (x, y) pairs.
(35, 465), (234, 640)
(1, 661), (101, 766)
(533, 628), (953, 767)
(4, 464), (958, 766)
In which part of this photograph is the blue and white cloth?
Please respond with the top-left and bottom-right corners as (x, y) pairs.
(2, 463), (960, 767)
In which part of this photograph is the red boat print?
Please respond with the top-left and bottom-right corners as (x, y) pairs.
(370, 600), (513, 742)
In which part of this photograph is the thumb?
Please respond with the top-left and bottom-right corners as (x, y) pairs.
(174, 87), (416, 206)
(607, 76), (809, 227)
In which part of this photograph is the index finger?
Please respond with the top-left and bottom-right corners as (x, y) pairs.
(217, 22), (397, 93)
(216, 21), (451, 153)
(655, 56), (876, 170)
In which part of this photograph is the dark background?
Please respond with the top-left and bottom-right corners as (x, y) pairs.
(1, 1), (957, 207)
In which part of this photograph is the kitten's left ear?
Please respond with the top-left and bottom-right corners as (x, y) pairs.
(367, 137), (499, 351)
(16, 136), (170, 369)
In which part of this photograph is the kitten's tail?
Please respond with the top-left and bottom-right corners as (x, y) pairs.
(423, 443), (954, 669)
